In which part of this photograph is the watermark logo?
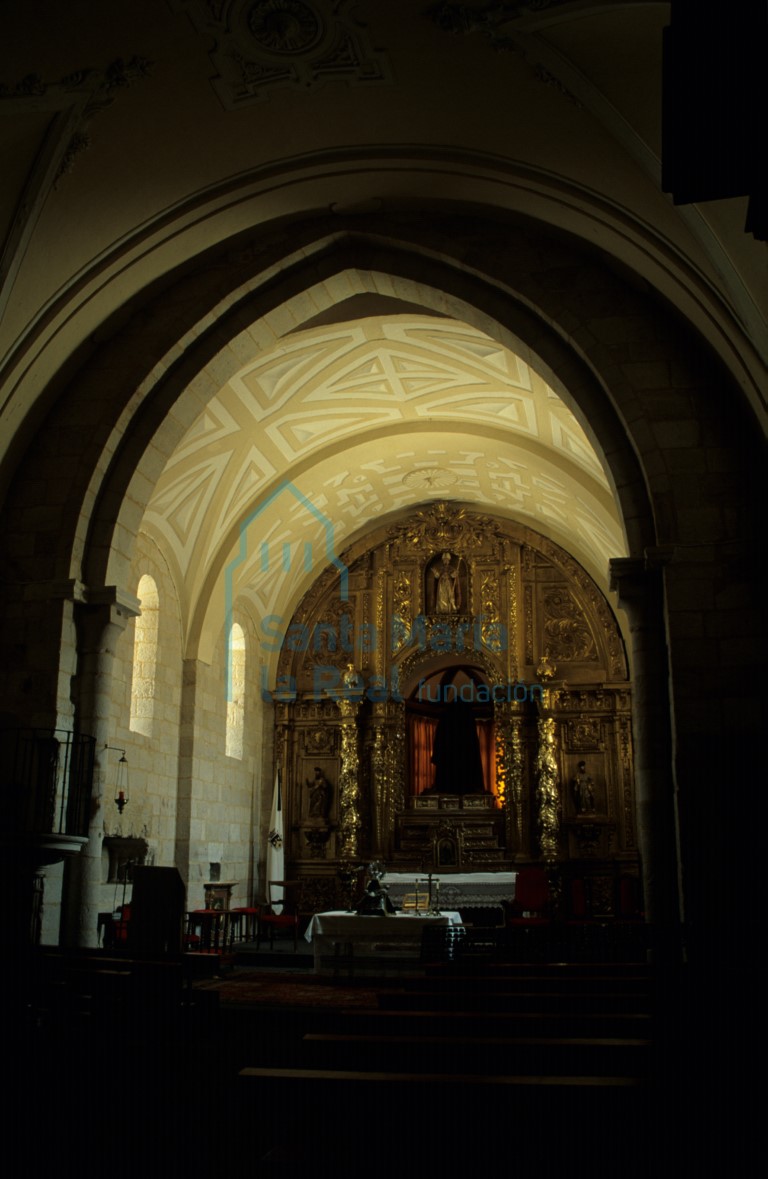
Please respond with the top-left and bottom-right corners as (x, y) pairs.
(416, 679), (543, 705)
(226, 483), (542, 704)
(224, 480), (348, 701)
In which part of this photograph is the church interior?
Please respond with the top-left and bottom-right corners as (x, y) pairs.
(2, 2), (765, 1174)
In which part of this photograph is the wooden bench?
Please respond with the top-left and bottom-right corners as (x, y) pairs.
(333, 1005), (653, 1039)
(238, 1064), (653, 1170)
(240, 1065), (643, 1087)
(300, 1029), (652, 1077)
(376, 988), (651, 1014)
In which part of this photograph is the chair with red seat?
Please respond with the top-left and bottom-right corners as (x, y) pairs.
(505, 866), (551, 925)
(109, 902), (131, 947)
(229, 903), (261, 943)
(256, 881), (301, 950)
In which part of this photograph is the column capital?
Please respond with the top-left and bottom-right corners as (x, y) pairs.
(609, 551), (674, 613)
(21, 580), (141, 618)
(74, 586), (140, 646)
(84, 585), (141, 619)
(333, 694), (364, 719)
(22, 577), (88, 603)
(644, 544), (677, 568)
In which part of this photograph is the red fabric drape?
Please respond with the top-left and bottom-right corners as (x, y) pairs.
(408, 713), (436, 795)
(408, 712), (497, 797)
(477, 717), (497, 798)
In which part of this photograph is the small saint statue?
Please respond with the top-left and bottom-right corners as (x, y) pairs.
(431, 551), (460, 613)
(342, 662), (364, 695)
(307, 766), (331, 819)
(572, 760), (596, 814)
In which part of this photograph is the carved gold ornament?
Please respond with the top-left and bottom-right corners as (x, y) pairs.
(337, 698), (362, 859)
(536, 715), (559, 864)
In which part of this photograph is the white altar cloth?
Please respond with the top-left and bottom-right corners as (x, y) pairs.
(305, 910), (463, 975)
(381, 872), (516, 908)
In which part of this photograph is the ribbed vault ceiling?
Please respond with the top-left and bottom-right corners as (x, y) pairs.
(142, 315), (626, 649)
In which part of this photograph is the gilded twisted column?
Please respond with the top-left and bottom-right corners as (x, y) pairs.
(337, 697), (362, 859)
(535, 659), (559, 866)
(495, 700), (524, 855)
(370, 723), (387, 856)
(535, 714), (559, 864)
(388, 700), (406, 815)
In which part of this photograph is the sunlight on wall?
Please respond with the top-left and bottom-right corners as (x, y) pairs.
(130, 574), (159, 737)
(226, 622), (245, 760)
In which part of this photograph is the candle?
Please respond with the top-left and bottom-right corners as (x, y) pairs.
(117, 790), (125, 801)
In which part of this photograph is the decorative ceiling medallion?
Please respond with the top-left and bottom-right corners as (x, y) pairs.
(403, 468), (458, 491)
(182, 0), (390, 107)
(247, 0), (323, 55)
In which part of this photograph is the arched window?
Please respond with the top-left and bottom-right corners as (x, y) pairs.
(130, 574), (159, 737)
(226, 622), (246, 760)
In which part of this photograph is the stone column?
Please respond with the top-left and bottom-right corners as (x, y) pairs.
(174, 658), (203, 894)
(62, 589), (139, 947)
(273, 698), (291, 873)
(610, 553), (682, 960)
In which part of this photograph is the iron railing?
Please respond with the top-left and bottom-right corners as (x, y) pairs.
(3, 728), (95, 837)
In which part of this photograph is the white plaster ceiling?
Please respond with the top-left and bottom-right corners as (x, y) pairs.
(141, 315), (625, 649)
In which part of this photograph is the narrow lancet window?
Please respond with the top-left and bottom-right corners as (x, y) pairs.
(226, 622), (246, 760)
(129, 574), (159, 737)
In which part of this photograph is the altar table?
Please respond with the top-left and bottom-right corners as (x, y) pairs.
(305, 910), (464, 975)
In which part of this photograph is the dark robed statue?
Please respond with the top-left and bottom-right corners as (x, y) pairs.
(428, 699), (485, 795)
(355, 877), (396, 916)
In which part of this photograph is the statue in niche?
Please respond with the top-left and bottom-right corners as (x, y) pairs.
(307, 766), (331, 819)
(426, 551), (465, 614)
(572, 760), (596, 814)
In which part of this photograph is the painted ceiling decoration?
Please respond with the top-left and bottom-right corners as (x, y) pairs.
(179, 0), (391, 107)
(142, 315), (625, 638)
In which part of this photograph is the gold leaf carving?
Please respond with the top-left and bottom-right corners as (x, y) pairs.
(543, 590), (597, 661)
(388, 500), (497, 554)
(536, 714), (559, 863)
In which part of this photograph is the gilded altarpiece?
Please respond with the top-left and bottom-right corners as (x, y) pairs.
(270, 503), (638, 915)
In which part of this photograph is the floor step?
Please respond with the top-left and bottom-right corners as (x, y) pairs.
(240, 1065), (644, 1087)
(377, 989), (651, 1014)
(301, 1030), (652, 1076)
